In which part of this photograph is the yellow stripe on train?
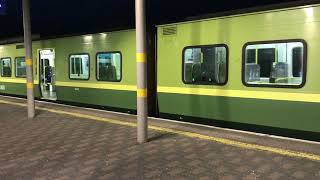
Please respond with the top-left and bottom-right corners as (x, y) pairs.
(157, 86), (320, 103)
(3, 79), (320, 103)
(0, 78), (39, 84)
(55, 81), (137, 91)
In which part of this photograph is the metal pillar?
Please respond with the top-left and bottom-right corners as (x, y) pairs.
(22, 0), (35, 119)
(136, 0), (148, 143)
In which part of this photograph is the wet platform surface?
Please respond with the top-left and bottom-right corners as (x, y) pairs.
(0, 96), (319, 180)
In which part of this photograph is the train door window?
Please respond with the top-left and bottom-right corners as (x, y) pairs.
(292, 47), (303, 77)
(69, 54), (90, 80)
(183, 45), (228, 85)
(243, 40), (306, 88)
(96, 52), (121, 82)
(246, 49), (256, 63)
(1, 57), (12, 77)
(258, 48), (276, 78)
(15, 57), (26, 78)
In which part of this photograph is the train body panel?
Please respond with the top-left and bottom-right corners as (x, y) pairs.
(157, 4), (320, 133)
(0, 41), (42, 96)
(158, 93), (320, 133)
(0, 30), (137, 110)
(0, 3), (320, 138)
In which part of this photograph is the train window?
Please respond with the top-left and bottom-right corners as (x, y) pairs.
(183, 45), (228, 85)
(69, 54), (90, 80)
(15, 57), (26, 78)
(96, 52), (121, 82)
(1, 57), (12, 77)
(243, 40), (306, 88)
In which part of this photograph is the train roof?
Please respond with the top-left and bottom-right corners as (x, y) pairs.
(0, 28), (135, 46)
(157, 0), (320, 27)
(1, 0), (320, 45)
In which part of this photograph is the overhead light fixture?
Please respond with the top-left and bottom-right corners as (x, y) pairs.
(83, 35), (93, 42)
(305, 7), (314, 18)
(100, 33), (107, 39)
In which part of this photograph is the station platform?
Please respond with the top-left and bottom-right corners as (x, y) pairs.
(0, 95), (319, 180)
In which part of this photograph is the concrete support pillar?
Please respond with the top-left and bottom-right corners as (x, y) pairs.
(22, 0), (35, 119)
(135, 0), (148, 143)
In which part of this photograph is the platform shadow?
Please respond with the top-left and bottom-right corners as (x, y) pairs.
(148, 132), (177, 142)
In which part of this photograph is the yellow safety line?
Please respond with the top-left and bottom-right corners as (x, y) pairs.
(0, 99), (319, 162)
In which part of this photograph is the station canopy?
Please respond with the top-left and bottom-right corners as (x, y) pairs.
(0, 0), (316, 40)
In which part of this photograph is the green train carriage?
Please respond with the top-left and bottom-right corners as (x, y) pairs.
(0, 3), (320, 140)
(157, 4), (320, 138)
(0, 30), (139, 111)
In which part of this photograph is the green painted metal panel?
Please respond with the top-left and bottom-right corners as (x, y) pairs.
(0, 82), (40, 97)
(157, 5), (320, 132)
(0, 30), (137, 85)
(158, 92), (320, 133)
(0, 30), (137, 110)
(45, 30), (137, 85)
(0, 42), (42, 81)
(56, 86), (136, 110)
(157, 5), (320, 93)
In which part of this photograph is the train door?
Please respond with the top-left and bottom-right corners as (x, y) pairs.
(39, 49), (57, 100)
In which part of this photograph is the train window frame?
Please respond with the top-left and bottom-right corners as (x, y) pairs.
(95, 51), (122, 82)
(15, 56), (26, 78)
(242, 39), (307, 89)
(0, 57), (12, 77)
(68, 53), (90, 81)
(182, 44), (229, 86)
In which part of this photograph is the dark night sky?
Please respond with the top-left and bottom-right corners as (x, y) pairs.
(0, 0), (316, 39)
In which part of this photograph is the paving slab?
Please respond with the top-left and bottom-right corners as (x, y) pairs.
(0, 96), (319, 180)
